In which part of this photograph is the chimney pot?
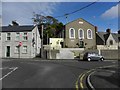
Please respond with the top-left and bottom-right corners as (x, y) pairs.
(95, 26), (98, 33)
(106, 28), (111, 34)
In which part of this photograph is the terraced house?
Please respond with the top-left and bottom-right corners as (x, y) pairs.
(96, 29), (119, 50)
(64, 18), (97, 49)
(0, 25), (41, 58)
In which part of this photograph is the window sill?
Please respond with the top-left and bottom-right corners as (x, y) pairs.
(5, 40), (11, 42)
(79, 38), (84, 40)
(69, 37), (75, 39)
(22, 40), (28, 42)
(15, 40), (19, 42)
(22, 52), (27, 54)
(87, 38), (93, 39)
(14, 52), (19, 54)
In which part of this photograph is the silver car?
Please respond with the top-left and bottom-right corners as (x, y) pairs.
(83, 52), (104, 61)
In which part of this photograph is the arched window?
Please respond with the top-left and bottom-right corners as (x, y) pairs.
(87, 29), (92, 39)
(78, 29), (84, 39)
(69, 28), (75, 38)
(109, 40), (113, 45)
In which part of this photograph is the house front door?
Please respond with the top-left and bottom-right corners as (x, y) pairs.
(6, 46), (10, 57)
(79, 41), (84, 48)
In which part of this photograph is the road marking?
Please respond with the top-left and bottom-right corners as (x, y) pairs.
(75, 80), (78, 90)
(75, 73), (83, 90)
(0, 67), (8, 70)
(0, 67), (18, 80)
(104, 70), (116, 73)
(79, 69), (95, 89)
(80, 74), (85, 89)
(86, 65), (117, 90)
(87, 71), (95, 90)
(0, 67), (17, 70)
(98, 65), (117, 69)
(76, 64), (117, 90)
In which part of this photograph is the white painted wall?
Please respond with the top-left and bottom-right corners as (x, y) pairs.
(31, 26), (41, 57)
(106, 34), (118, 46)
(1, 26), (41, 58)
(97, 45), (118, 50)
(49, 38), (63, 49)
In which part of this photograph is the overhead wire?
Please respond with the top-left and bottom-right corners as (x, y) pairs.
(54, 0), (100, 19)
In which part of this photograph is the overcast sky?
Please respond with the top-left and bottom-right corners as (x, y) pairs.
(1, 0), (119, 33)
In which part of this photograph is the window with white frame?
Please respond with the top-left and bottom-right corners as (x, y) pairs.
(69, 28), (75, 38)
(87, 29), (92, 39)
(78, 29), (84, 39)
(23, 46), (27, 53)
(15, 32), (20, 41)
(23, 32), (28, 41)
(6, 33), (11, 41)
(15, 46), (19, 53)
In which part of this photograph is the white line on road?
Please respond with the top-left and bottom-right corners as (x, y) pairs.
(104, 70), (116, 73)
(0, 67), (17, 70)
(0, 67), (18, 80)
(87, 71), (96, 90)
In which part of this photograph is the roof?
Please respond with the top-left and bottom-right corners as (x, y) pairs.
(97, 32), (119, 42)
(112, 33), (119, 42)
(65, 18), (95, 27)
(1, 25), (35, 32)
(96, 32), (106, 42)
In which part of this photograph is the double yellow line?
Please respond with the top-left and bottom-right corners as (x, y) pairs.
(75, 64), (117, 90)
(76, 69), (95, 90)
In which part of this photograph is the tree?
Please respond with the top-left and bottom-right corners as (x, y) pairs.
(32, 14), (64, 44)
(43, 16), (64, 44)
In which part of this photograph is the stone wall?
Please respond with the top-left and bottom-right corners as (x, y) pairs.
(101, 50), (119, 60)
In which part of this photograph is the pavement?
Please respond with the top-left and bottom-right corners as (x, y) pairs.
(1, 59), (119, 89)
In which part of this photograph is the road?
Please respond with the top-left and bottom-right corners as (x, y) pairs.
(1, 59), (119, 89)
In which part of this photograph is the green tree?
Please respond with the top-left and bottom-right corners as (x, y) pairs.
(32, 14), (64, 44)
(43, 16), (64, 44)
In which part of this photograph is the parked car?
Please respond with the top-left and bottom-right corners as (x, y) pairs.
(83, 52), (104, 61)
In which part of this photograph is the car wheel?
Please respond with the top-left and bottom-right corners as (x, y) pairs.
(88, 58), (91, 61)
(100, 58), (104, 61)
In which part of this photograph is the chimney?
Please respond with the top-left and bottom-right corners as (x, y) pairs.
(12, 20), (19, 26)
(95, 26), (98, 33)
(118, 30), (120, 34)
(106, 28), (111, 34)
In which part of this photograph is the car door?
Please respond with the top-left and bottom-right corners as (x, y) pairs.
(94, 54), (100, 60)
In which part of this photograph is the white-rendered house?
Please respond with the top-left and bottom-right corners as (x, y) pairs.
(0, 25), (41, 58)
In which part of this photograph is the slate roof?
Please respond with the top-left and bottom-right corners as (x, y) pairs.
(1, 25), (35, 32)
(97, 32), (119, 43)
(112, 33), (119, 42)
(96, 32), (106, 42)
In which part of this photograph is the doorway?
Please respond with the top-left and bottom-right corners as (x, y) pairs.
(79, 41), (84, 48)
(6, 46), (10, 57)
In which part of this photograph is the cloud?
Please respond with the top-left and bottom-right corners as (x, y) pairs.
(101, 4), (118, 19)
(2, 2), (59, 25)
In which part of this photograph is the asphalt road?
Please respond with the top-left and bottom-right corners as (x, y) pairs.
(1, 59), (119, 89)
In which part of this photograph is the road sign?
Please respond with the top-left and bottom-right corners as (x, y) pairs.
(19, 42), (22, 46)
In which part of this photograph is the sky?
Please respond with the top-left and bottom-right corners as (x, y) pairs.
(1, 1), (119, 33)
